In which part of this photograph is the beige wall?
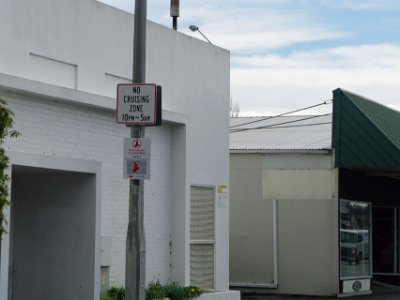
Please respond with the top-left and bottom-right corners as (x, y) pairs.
(230, 153), (339, 296)
(230, 155), (274, 284)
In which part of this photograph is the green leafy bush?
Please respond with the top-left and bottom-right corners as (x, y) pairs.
(101, 281), (205, 300)
(107, 286), (125, 300)
(146, 280), (165, 300)
(100, 294), (114, 300)
(0, 98), (19, 239)
(146, 280), (205, 300)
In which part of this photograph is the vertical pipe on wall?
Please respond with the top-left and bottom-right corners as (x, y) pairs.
(394, 208), (397, 273)
(0, 162), (12, 300)
(273, 199), (279, 287)
(369, 204), (373, 277)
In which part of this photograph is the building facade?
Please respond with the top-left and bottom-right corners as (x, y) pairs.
(230, 89), (400, 297)
(0, 1), (236, 299)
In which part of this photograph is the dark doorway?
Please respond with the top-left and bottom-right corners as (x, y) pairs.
(9, 166), (96, 300)
(373, 207), (400, 284)
(340, 168), (400, 285)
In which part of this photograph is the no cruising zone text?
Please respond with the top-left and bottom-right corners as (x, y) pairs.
(117, 83), (157, 125)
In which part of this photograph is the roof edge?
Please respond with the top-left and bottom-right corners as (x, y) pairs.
(230, 149), (332, 154)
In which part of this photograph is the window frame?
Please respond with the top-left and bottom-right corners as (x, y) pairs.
(339, 199), (373, 280)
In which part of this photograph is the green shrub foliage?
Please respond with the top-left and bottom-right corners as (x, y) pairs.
(0, 98), (19, 238)
(146, 280), (205, 300)
(100, 281), (205, 300)
(107, 286), (125, 300)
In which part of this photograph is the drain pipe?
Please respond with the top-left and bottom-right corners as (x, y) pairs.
(231, 200), (279, 289)
(272, 199), (278, 287)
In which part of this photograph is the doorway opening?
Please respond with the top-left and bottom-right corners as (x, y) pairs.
(9, 165), (97, 300)
(340, 168), (400, 287)
(373, 206), (400, 284)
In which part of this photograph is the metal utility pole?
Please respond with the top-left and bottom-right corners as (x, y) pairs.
(126, 1), (147, 300)
(170, 0), (179, 30)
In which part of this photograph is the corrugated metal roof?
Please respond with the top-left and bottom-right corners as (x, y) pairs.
(230, 114), (332, 151)
(333, 89), (400, 169)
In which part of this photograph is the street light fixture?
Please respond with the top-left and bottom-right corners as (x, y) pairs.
(189, 25), (212, 44)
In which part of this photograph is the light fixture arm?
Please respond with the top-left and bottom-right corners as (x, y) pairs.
(189, 25), (212, 44)
(197, 29), (212, 44)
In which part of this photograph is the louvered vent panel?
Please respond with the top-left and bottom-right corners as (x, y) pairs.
(190, 186), (215, 289)
(190, 244), (214, 289)
(190, 186), (215, 240)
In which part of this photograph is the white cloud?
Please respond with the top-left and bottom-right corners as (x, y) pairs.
(231, 44), (400, 115)
(95, 2), (327, 52)
(179, 2), (346, 52)
(96, 1), (400, 116)
(233, 44), (400, 68)
(97, 1), (347, 51)
(318, 0), (400, 11)
(207, 27), (345, 52)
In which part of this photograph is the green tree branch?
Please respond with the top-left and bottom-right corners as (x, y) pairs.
(0, 98), (20, 238)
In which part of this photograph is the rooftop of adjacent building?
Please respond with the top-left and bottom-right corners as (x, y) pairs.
(230, 114), (333, 151)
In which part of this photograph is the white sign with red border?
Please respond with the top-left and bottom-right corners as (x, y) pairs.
(117, 83), (157, 125)
(123, 138), (151, 179)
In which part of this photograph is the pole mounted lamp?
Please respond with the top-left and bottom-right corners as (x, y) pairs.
(189, 25), (213, 44)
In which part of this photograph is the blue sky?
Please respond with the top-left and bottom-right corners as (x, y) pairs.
(98, 0), (400, 115)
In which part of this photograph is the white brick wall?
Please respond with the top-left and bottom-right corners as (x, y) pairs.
(1, 0), (230, 293)
(3, 93), (173, 286)
(144, 126), (173, 284)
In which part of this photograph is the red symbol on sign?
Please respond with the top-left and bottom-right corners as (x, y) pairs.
(133, 162), (140, 173)
(133, 140), (142, 148)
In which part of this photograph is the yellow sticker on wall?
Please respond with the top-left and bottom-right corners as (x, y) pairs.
(218, 184), (228, 193)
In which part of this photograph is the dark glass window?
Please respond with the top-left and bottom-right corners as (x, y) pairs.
(340, 200), (371, 278)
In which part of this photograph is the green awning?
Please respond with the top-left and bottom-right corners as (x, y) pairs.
(332, 88), (400, 169)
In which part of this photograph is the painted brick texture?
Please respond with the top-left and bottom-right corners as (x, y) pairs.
(4, 94), (173, 286)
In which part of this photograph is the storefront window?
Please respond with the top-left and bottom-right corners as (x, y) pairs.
(340, 200), (371, 278)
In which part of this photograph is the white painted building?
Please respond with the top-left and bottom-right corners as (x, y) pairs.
(0, 1), (238, 300)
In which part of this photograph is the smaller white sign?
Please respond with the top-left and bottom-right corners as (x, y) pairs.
(342, 279), (370, 294)
(123, 138), (151, 179)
